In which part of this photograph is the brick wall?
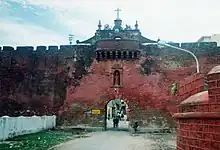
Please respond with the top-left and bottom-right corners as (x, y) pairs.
(176, 119), (220, 150)
(174, 65), (220, 150)
(0, 45), (94, 117)
(177, 73), (205, 104)
(207, 66), (220, 104)
(169, 73), (205, 115)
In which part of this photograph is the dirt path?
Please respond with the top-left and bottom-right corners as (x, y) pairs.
(52, 131), (155, 150)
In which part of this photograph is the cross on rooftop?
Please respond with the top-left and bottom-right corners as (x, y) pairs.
(115, 8), (121, 19)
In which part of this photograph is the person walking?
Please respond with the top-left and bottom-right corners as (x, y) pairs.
(133, 121), (139, 133)
(120, 101), (126, 115)
(113, 116), (119, 128)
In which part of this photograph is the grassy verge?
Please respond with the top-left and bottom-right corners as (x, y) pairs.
(0, 130), (74, 150)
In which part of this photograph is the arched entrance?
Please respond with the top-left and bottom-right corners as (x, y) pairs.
(104, 99), (130, 131)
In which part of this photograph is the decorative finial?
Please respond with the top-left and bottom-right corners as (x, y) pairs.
(157, 38), (160, 42)
(98, 20), (102, 30)
(115, 8), (121, 20)
(135, 20), (138, 30)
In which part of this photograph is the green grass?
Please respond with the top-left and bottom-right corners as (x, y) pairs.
(0, 130), (73, 150)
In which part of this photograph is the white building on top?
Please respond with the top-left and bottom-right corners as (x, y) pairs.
(197, 34), (220, 46)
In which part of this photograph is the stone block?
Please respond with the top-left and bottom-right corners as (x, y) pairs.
(36, 46), (47, 52)
(2, 46), (14, 51)
(16, 46), (34, 56)
(48, 46), (59, 51)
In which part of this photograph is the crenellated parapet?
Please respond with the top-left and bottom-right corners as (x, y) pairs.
(144, 41), (218, 51)
(167, 41), (218, 49)
(0, 44), (93, 71)
(0, 44), (94, 117)
(0, 41), (218, 57)
(142, 41), (220, 59)
(0, 45), (92, 52)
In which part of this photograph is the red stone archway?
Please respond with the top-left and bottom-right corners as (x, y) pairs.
(59, 60), (174, 127)
(104, 98), (130, 130)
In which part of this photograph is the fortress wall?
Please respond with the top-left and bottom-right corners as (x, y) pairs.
(167, 42), (180, 47)
(163, 42), (218, 50)
(0, 45), (84, 70)
(0, 44), (93, 117)
(167, 73), (205, 115)
(1, 42), (217, 52)
(174, 65), (220, 150)
(0, 42), (218, 118)
(0, 44), (93, 73)
(0, 42), (218, 66)
(0, 45), (89, 51)
(177, 73), (205, 104)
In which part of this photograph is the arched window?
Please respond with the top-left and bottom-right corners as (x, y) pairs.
(101, 51), (105, 59)
(118, 51), (121, 59)
(96, 51), (100, 60)
(134, 52), (137, 58)
(107, 51), (110, 59)
(112, 51), (116, 59)
(123, 51), (127, 59)
(113, 70), (120, 86)
(129, 51), (132, 59)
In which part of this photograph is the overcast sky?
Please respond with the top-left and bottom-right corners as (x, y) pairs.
(0, 0), (220, 46)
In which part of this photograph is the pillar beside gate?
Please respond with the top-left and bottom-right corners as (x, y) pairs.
(173, 65), (220, 150)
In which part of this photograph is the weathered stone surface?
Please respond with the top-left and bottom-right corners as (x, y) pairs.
(174, 65), (220, 150)
(60, 50), (220, 127)
(0, 45), (219, 122)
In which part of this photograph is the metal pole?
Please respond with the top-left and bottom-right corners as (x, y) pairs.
(69, 34), (74, 45)
(158, 41), (200, 73)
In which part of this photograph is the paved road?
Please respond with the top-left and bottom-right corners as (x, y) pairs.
(53, 131), (155, 150)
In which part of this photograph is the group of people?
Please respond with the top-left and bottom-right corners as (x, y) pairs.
(112, 101), (127, 128)
(112, 101), (139, 132)
(107, 100), (139, 131)
(113, 115), (139, 133)
(113, 101), (126, 128)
